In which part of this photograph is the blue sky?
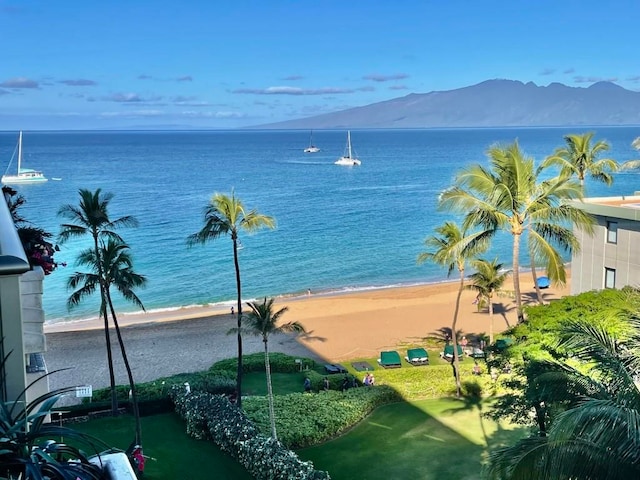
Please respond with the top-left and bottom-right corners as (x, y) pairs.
(1, 0), (639, 130)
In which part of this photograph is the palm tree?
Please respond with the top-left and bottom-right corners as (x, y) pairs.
(619, 136), (640, 171)
(486, 316), (640, 479)
(418, 221), (491, 397)
(187, 191), (275, 409)
(543, 132), (618, 188)
(526, 193), (586, 305)
(67, 239), (147, 446)
(439, 141), (591, 322)
(58, 188), (138, 415)
(467, 258), (509, 344)
(239, 297), (306, 440)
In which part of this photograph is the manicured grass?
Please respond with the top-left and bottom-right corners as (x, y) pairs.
(242, 371), (308, 395)
(298, 398), (526, 480)
(70, 413), (252, 480)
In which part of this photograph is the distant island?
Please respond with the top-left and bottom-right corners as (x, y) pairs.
(255, 79), (640, 129)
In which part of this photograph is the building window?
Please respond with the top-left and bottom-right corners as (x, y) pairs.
(605, 267), (616, 289)
(606, 221), (618, 244)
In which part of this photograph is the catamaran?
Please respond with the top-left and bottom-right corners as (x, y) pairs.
(334, 131), (361, 166)
(304, 130), (320, 153)
(1, 131), (48, 184)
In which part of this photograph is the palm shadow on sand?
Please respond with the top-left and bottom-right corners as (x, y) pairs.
(475, 302), (513, 329)
(521, 291), (556, 306)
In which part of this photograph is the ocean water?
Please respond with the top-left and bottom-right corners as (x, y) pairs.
(3, 127), (640, 323)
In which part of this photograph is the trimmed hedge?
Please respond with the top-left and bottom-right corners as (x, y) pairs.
(170, 387), (330, 480)
(211, 352), (318, 374)
(87, 371), (235, 403)
(243, 386), (401, 449)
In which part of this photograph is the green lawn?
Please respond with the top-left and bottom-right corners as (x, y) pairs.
(242, 371), (309, 395)
(298, 398), (526, 480)
(70, 398), (523, 480)
(71, 413), (252, 480)
(69, 356), (518, 479)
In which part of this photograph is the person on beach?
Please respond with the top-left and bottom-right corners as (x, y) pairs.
(363, 372), (375, 386)
(473, 361), (482, 375)
(341, 375), (350, 392)
(230, 306), (234, 315)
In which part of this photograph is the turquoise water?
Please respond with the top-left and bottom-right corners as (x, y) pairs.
(4, 127), (640, 322)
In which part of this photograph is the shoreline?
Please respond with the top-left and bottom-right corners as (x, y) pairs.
(43, 277), (465, 334)
(43, 273), (571, 397)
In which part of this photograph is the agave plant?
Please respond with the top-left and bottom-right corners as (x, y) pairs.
(0, 352), (122, 480)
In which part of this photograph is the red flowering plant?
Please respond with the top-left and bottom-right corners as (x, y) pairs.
(2, 186), (64, 275)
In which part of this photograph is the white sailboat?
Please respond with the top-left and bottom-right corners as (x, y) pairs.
(1, 131), (48, 184)
(304, 130), (320, 153)
(334, 131), (361, 166)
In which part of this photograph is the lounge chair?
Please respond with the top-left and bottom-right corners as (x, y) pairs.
(405, 347), (429, 365)
(351, 361), (374, 372)
(440, 344), (464, 361)
(378, 350), (402, 368)
(494, 338), (514, 352)
(324, 363), (347, 374)
(469, 347), (485, 359)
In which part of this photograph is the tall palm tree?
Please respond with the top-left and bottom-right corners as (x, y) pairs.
(239, 297), (306, 440)
(418, 221), (491, 397)
(466, 258), (509, 344)
(58, 188), (138, 415)
(543, 132), (618, 188)
(525, 191), (586, 305)
(439, 141), (591, 322)
(187, 191), (275, 409)
(486, 316), (640, 479)
(67, 239), (147, 446)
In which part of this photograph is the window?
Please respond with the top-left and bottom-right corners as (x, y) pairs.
(605, 267), (616, 289)
(607, 221), (618, 244)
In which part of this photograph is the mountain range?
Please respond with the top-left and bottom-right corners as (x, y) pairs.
(257, 79), (640, 129)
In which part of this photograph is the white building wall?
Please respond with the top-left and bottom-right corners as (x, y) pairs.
(572, 215), (640, 294)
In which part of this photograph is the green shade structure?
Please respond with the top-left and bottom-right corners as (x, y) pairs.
(405, 348), (429, 365)
(442, 344), (464, 360)
(378, 350), (402, 368)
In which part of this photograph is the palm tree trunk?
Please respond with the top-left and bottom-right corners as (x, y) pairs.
(264, 339), (277, 440)
(100, 300), (118, 415)
(233, 236), (243, 409)
(451, 269), (464, 397)
(95, 234), (118, 415)
(530, 254), (544, 305)
(107, 291), (142, 446)
(512, 232), (524, 323)
(488, 293), (494, 345)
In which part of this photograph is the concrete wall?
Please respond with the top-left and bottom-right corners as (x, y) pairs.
(572, 214), (640, 294)
(21, 267), (49, 403)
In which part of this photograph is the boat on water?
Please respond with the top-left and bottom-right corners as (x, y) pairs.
(335, 131), (361, 166)
(304, 130), (320, 153)
(1, 131), (48, 184)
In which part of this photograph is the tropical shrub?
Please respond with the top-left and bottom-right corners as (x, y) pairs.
(0, 350), (124, 479)
(243, 386), (401, 448)
(170, 387), (330, 479)
(211, 352), (318, 374)
(87, 370), (235, 404)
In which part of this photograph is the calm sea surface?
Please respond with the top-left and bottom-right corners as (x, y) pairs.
(3, 127), (640, 323)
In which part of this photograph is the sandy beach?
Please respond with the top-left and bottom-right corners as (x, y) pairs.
(43, 275), (570, 396)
